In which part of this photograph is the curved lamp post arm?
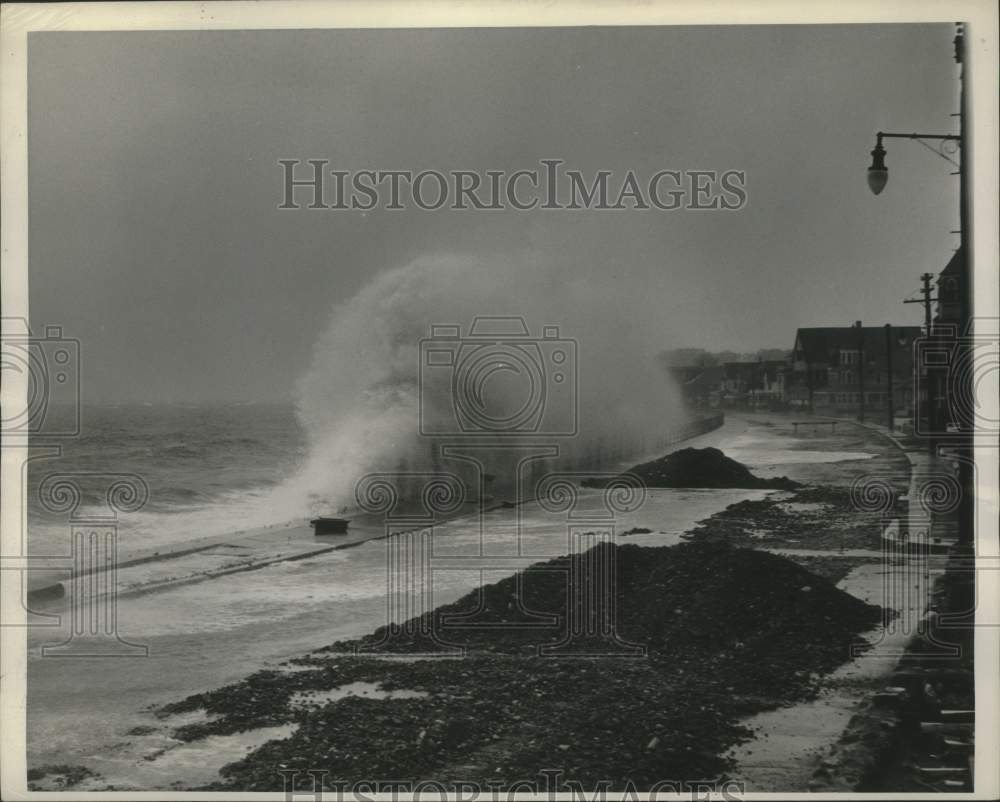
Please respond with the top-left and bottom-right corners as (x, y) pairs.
(866, 132), (962, 195)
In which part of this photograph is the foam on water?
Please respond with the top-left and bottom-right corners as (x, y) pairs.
(39, 486), (770, 640)
(30, 254), (692, 557)
(273, 253), (687, 517)
(27, 404), (307, 557)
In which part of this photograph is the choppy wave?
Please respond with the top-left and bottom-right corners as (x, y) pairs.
(27, 404), (306, 555)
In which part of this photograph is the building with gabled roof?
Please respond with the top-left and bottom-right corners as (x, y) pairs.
(788, 324), (921, 418)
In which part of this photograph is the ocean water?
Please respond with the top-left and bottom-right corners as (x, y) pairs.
(25, 407), (875, 561)
(27, 404), (307, 557)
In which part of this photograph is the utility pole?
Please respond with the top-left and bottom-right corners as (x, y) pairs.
(806, 358), (814, 414)
(904, 272), (937, 334)
(955, 25), (973, 547)
(855, 320), (865, 422)
(903, 274), (936, 445)
(884, 324), (895, 432)
(904, 274), (939, 451)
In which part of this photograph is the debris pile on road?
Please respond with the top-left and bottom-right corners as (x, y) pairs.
(332, 540), (880, 695)
(583, 447), (800, 490)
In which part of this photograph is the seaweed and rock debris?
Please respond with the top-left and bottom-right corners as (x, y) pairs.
(331, 541), (881, 686)
(621, 526), (653, 536)
(686, 485), (896, 551)
(26, 765), (99, 791)
(583, 447), (800, 491)
(155, 541), (882, 791)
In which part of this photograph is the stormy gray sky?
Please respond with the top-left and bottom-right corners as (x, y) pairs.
(28, 24), (959, 403)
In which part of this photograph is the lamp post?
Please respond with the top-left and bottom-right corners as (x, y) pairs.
(885, 324), (895, 432)
(854, 321), (866, 422)
(865, 131), (960, 197)
(865, 23), (973, 547)
(866, 129), (964, 436)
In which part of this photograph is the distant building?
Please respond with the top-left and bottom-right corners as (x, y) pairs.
(749, 360), (788, 407)
(718, 360), (790, 408)
(669, 357), (790, 410)
(788, 325), (921, 418)
(668, 364), (725, 409)
(720, 362), (756, 407)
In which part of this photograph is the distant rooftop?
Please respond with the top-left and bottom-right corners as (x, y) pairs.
(794, 326), (922, 363)
(939, 247), (962, 278)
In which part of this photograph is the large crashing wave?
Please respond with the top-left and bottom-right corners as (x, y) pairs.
(270, 252), (684, 517)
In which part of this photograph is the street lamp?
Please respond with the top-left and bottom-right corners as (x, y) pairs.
(864, 23), (973, 550)
(865, 131), (960, 197)
(867, 139), (888, 195)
